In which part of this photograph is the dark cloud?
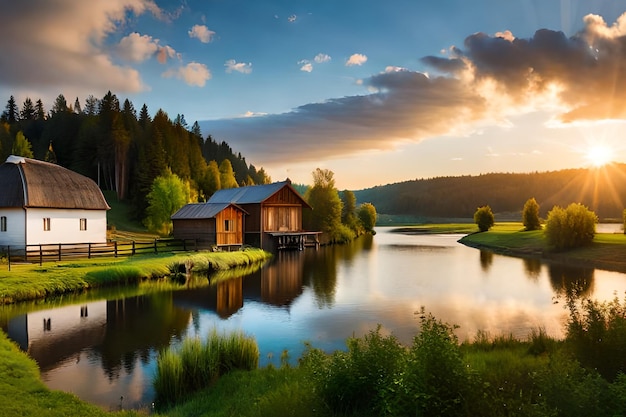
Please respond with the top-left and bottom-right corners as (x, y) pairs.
(202, 70), (486, 164)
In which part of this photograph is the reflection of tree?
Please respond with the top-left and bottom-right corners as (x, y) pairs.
(303, 247), (338, 308)
(548, 264), (595, 299)
(479, 250), (493, 271)
(522, 258), (542, 280)
(96, 292), (191, 380)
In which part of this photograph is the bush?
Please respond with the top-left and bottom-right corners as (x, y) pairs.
(544, 203), (597, 250)
(522, 197), (542, 231)
(474, 205), (495, 232)
(300, 326), (406, 415)
(393, 312), (471, 417)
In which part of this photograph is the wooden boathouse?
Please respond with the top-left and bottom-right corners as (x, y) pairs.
(204, 180), (320, 252)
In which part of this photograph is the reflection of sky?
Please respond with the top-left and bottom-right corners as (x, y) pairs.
(12, 226), (626, 408)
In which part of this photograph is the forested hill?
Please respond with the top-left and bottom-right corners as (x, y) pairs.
(0, 92), (270, 219)
(354, 164), (626, 220)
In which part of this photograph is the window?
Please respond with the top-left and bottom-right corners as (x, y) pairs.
(224, 219), (232, 231)
(43, 218), (51, 231)
(0, 216), (6, 232)
(80, 218), (87, 231)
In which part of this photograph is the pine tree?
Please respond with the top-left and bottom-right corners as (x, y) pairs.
(20, 98), (35, 121)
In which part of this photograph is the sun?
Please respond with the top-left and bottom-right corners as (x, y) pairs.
(586, 145), (613, 167)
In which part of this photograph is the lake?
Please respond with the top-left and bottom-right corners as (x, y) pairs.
(3, 226), (626, 410)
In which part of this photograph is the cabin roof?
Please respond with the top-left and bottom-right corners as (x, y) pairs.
(0, 155), (110, 210)
(171, 202), (247, 220)
(208, 180), (310, 207)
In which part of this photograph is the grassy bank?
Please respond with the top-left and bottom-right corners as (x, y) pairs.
(0, 249), (271, 305)
(459, 222), (626, 273)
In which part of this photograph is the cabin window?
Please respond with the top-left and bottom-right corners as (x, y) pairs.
(43, 218), (51, 231)
(0, 216), (6, 232)
(224, 219), (232, 232)
(80, 218), (87, 231)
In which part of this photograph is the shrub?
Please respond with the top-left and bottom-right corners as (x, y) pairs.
(544, 203), (597, 250)
(300, 326), (406, 415)
(474, 205), (495, 232)
(565, 294), (626, 380)
(392, 311), (471, 417)
(522, 197), (542, 231)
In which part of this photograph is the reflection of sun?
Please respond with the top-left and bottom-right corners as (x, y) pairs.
(585, 145), (613, 167)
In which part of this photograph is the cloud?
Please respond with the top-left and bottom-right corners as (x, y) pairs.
(163, 62), (211, 87)
(225, 59), (252, 74)
(314, 53), (331, 64)
(422, 12), (626, 122)
(188, 24), (216, 43)
(298, 60), (313, 72)
(0, 0), (162, 96)
(117, 32), (159, 62)
(346, 53), (368, 66)
(157, 45), (179, 64)
(204, 12), (626, 167)
(203, 70), (486, 164)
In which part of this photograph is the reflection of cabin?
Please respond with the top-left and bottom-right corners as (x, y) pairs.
(0, 155), (110, 248)
(171, 203), (246, 249)
(207, 180), (317, 252)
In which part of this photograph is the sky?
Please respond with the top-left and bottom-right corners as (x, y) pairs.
(3, 0), (626, 190)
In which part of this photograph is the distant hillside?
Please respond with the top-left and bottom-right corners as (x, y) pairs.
(354, 164), (626, 220)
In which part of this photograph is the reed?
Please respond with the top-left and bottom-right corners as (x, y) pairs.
(154, 329), (259, 408)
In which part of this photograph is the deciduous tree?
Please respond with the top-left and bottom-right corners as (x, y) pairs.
(144, 169), (190, 235)
(305, 168), (343, 236)
(12, 131), (34, 158)
(474, 205), (494, 232)
(545, 203), (597, 250)
(358, 202), (377, 232)
(522, 197), (541, 231)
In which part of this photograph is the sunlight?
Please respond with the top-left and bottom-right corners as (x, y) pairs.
(586, 144), (613, 167)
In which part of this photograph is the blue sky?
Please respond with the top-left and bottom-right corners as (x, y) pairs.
(3, 1), (626, 189)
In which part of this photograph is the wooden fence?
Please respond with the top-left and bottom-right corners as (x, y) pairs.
(3, 238), (220, 271)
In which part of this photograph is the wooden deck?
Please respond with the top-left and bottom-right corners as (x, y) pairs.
(268, 231), (321, 251)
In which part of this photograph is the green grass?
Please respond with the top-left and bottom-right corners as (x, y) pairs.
(459, 222), (626, 273)
(0, 330), (141, 417)
(0, 249), (272, 305)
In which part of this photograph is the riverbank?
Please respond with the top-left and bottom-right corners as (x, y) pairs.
(455, 223), (626, 274)
(0, 248), (272, 305)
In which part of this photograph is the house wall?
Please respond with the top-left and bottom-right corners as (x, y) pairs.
(172, 219), (217, 243)
(0, 208), (26, 247)
(25, 208), (107, 246)
(215, 206), (243, 245)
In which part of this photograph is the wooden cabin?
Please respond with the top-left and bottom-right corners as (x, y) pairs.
(171, 202), (246, 249)
(207, 180), (317, 251)
(0, 155), (110, 248)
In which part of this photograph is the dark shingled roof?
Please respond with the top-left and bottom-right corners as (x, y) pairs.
(208, 180), (310, 207)
(0, 156), (110, 210)
(171, 202), (247, 220)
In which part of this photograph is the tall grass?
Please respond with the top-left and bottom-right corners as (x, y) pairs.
(154, 329), (259, 409)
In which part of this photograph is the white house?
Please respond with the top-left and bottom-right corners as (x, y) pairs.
(0, 155), (110, 248)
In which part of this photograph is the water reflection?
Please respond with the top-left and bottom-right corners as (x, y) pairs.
(479, 250), (493, 271)
(3, 228), (626, 410)
(548, 264), (595, 299)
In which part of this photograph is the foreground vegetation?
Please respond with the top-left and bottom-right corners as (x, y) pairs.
(6, 295), (625, 416)
(0, 249), (271, 305)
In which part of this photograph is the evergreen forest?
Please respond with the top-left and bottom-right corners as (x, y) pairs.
(0, 93), (271, 221)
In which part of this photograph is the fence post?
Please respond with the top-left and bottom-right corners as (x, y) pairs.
(114, 241), (118, 258)
(7, 246), (10, 271)
(154, 239), (158, 254)
(58, 244), (62, 261)
(132, 241), (136, 256)
(183, 239), (186, 251)
(39, 245), (43, 266)
(88, 243), (92, 259)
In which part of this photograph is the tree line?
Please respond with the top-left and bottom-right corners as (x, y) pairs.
(355, 164), (626, 220)
(0, 93), (271, 221)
